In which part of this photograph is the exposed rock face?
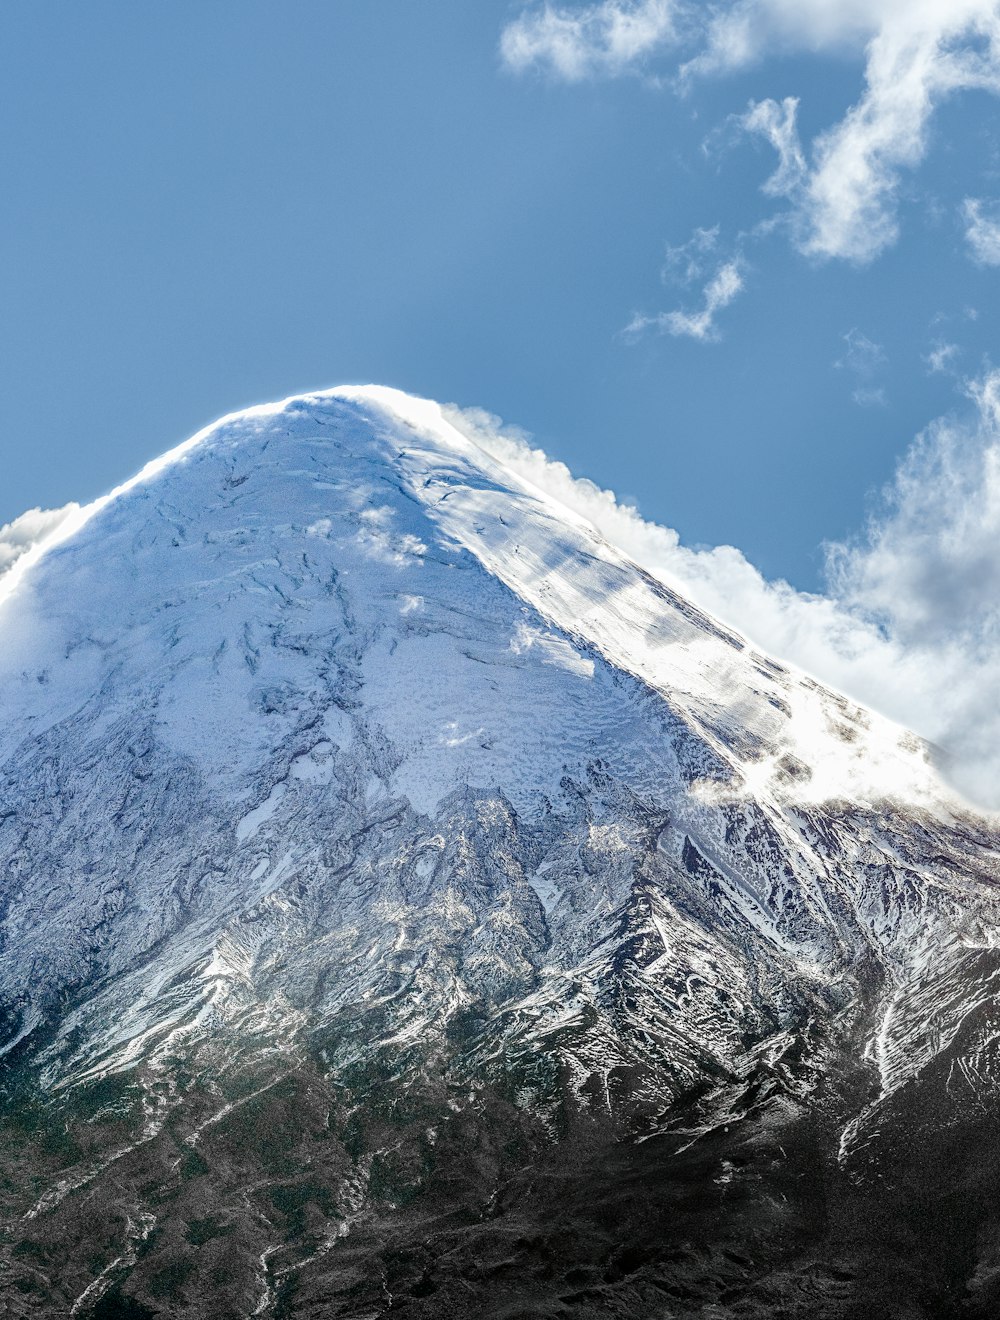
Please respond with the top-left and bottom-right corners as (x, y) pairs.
(2, 388), (1000, 1318)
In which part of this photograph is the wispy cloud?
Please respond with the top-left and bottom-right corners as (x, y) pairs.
(925, 341), (961, 375)
(504, 1), (1000, 265)
(720, 4), (1000, 263)
(739, 96), (806, 197)
(962, 197), (1000, 265)
(828, 373), (1000, 645)
(627, 257), (745, 341)
(661, 224), (720, 284)
(835, 328), (888, 406)
(446, 372), (1000, 808)
(802, 5), (1000, 263)
(500, 0), (680, 80)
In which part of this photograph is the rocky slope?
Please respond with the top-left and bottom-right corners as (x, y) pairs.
(1, 387), (1000, 1318)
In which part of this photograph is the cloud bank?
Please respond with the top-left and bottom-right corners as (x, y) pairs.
(446, 370), (1000, 809)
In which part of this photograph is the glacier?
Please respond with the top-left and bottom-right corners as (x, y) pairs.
(1, 387), (1000, 1317)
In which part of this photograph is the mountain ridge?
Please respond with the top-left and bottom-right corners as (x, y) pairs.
(1, 387), (999, 1317)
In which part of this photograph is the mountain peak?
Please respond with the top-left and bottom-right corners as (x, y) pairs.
(1, 388), (994, 1317)
(0, 386), (945, 818)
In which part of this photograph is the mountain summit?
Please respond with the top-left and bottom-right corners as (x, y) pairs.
(2, 388), (1000, 1318)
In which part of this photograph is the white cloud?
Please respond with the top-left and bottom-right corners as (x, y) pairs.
(506, 0), (1000, 264)
(836, 328), (886, 375)
(925, 340), (960, 374)
(689, 1), (913, 79)
(627, 258), (744, 340)
(718, 3), (1000, 262)
(835, 328), (888, 406)
(661, 225), (720, 284)
(824, 372), (1000, 798)
(829, 373), (1000, 644)
(802, 4), (1000, 263)
(852, 387), (888, 408)
(445, 372), (1000, 809)
(500, 0), (680, 80)
(739, 96), (806, 197)
(962, 197), (1000, 264)
(0, 505), (80, 580)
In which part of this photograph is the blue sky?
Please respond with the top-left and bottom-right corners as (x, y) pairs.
(3, 0), (998, 591)
(8, 0), (1000, 805)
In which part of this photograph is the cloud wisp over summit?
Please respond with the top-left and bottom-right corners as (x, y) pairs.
(10, 378), (1000, 810)
(447, 372), (1000, 810)
(0, 506), (80, 582)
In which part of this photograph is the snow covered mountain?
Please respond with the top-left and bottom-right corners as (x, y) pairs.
(2, 387), (1000, 1318)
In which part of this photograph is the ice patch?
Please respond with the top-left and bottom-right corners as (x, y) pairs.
(511, 621), (594, 678)
(439, 721), (487, 748)
(529, 861), (561, 913)
(236, 783), (287, 842)
(290, 742), (335, 784)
